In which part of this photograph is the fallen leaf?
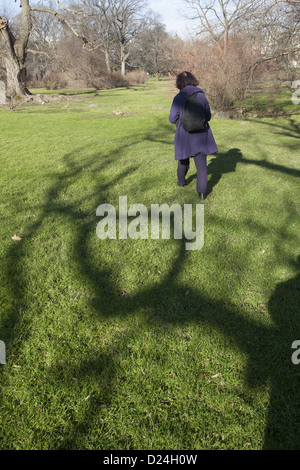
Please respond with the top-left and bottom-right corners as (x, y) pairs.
(11, 234), (22, 241)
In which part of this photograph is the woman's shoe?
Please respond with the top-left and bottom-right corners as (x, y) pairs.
(198, 192), (206, 200)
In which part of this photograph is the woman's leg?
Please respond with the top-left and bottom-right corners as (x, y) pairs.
(177, 158), (190, 186)
(193, 153), (207, 194)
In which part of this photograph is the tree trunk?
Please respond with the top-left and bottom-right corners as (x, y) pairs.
(121, 43), (126, 77)
(120, 43), (129, 77)
(3, 56), (27, 98)
(0, 0), (32, 99)
(104, 48), (112, 74)
(121, 58), (126, 77)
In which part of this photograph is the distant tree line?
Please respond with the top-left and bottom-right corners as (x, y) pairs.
(0, 0), (299, 109)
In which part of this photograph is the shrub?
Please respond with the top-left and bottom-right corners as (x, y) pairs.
(125, 70), (148, 85)
(41, 73), (68, 90)
(183, 36), (259, 111)
(110, 72), (129, 87)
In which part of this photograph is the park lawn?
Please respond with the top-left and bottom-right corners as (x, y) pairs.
(0, 79), (299, 450)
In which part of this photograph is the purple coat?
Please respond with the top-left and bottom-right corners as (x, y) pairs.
(169, 85), (218, 160)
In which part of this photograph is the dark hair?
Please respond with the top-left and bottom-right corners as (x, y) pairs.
(176, 71), (199, 90)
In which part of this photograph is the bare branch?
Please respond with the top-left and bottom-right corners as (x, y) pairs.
(30, 6), (88, 44)
(26, 48), (51, 58)
(52, 0), (85, 14)
(245, 43), (300, 76)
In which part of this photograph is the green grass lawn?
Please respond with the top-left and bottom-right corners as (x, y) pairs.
(238, 83), (300, 117)
(0, 78), (299, 450)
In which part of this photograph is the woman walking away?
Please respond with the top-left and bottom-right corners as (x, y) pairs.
(169, 71), (218, 200)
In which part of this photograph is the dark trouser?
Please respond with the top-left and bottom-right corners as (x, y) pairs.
(177, 153), (207, 194)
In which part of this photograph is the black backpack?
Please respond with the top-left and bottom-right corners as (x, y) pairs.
(179, 91), (207, 132)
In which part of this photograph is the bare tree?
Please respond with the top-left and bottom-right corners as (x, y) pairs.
(0, 0), (87, 99)
(0, 0), (150, 99)
(184, 0), (260, 54)
(184, 0), (300, 65)
(244, 0), (300, 76)
(0, 0), (32, 98)
(100, 0), (148, 76)
(129, 12), (169, 76)
(25, 8), (66, 83)
(182, 0), (300, 111)
(78, 0), (115, 73)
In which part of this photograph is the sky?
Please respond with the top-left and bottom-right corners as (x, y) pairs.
(0, 0), (192, 38)
(147, 0), (191, 38)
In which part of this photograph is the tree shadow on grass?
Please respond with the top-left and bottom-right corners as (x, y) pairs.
(51, 151), (299, 449)
(264, 255), (300, 449)
(1, 130), (299, 449)
(186, 146), (299, 197)
(55, 220), (300, 449)
(245, 116), (300, 141)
